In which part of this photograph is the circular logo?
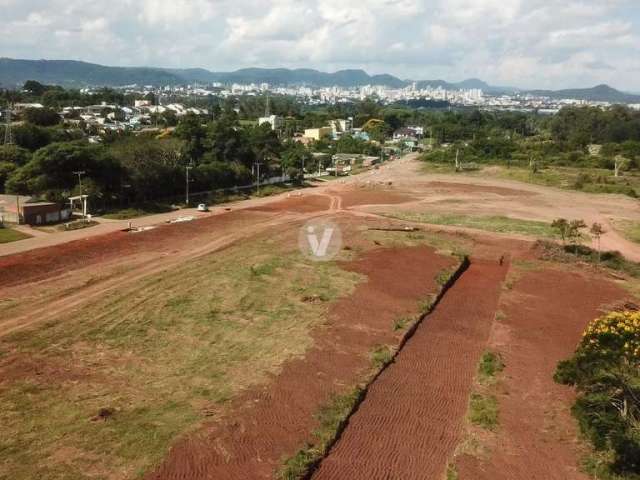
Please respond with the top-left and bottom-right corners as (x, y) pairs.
(298, 219), (342, 261)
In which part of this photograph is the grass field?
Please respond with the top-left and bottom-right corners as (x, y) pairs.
(612, 219), (640, 245)
(422, 161), (640, 198)
(0, 237), (363, 479)
(382, 212), (556, 238)
(0, 226), (31, 244)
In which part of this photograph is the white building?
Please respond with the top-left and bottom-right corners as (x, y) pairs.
(258, 115), (284, 131)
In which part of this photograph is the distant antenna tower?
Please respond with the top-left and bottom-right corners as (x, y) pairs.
(3, 106), (13, 145)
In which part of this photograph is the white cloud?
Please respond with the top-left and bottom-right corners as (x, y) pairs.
(0, 0), (639, 90)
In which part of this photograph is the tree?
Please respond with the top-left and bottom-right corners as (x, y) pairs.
(590, 222), (606, 264)
(551, 218), (569, 244)
(614, 155), (628, 177)
(568, 219), (587, 254)
(23, 107), (61, 127)
(175, 113), (207, 162)
(23, 80), (50, 97)
(0, 145), (30, 166)
(13, 123), (52, 151)
(362, 119), (390, 143)
(5, 142), (121, 202)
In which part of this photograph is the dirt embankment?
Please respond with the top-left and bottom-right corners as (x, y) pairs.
(247, 194), (332, 213)
(455, 268), (627, 480)
(334, 188), (416, 208)
(145, 246), (456, 480)
(311, 259), (508, 480)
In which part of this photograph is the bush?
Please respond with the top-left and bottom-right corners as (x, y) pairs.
(555, 311), (640, 476)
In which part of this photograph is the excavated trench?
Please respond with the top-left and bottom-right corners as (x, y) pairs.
(309, 257), (508, 480)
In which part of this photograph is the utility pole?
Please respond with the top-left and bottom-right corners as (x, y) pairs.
(185, 164), (193, 206)
(73, 170), (86, 219)
(254, 161), (262, 195)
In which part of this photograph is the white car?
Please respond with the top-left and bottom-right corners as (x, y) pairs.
(197, 204), (209, 212)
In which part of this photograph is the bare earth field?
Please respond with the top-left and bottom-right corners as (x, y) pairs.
(1, 153), (639, 480)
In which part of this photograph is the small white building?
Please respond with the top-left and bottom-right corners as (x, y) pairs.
(258, 115), (284, 131)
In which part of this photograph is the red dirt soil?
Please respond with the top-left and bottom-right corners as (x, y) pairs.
(312, 259), (508, 480)
(455, 268), (627, 480)
(336, 188), (416, 208)
(0, 210), (264, 289)
(247, 194), (331, 213)
(423, 181), (537, 197)
(146, 246), (456, 480)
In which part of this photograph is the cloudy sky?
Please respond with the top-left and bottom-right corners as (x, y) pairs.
(2, 0), (640, 91)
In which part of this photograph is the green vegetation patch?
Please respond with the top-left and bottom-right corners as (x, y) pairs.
(102, 203), (173, 220)
(278, 387), (364, 480)
(384, 212), (556, 238)
(555, 311), (640, 478)
(613, 219), (640, 245)
(478, 351), (505, 385)
(0, 226), (31, 243)
(468, 393), (499, 431)
(370, 344), (394, 369)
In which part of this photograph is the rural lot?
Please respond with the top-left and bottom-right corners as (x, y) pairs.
(1, 153), (639, 480)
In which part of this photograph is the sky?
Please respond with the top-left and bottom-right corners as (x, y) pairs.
(2, 0), (640, 91)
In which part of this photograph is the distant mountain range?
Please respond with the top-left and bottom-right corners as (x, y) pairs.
(526, 84), (640, 104)
(1, 58), (639, 104)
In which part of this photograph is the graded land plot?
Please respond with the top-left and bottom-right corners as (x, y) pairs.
(311, 258), (508, 480)
(452, 262), (629, 480)
(331, 186), (417, 208)
(146, 242), (459, 480)
(0, 212), (463, 480)
(246, 193), (332, 213)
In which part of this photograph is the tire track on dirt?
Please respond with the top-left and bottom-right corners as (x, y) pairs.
(311, 259), (508, 480)
(0, 212), (307, 338)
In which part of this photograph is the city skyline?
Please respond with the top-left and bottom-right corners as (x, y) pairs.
(2, 0), (640, 91)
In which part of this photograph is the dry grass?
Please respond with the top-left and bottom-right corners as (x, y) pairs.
(0, 237), (363, 479)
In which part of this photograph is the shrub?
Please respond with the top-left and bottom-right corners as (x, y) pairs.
(478, 351), (505, 383)
(468, 393), (499, 431)
(555, 311), (640, 475)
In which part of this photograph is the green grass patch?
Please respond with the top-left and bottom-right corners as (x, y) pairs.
(435, 267), (456, 286)
(370, 344), (394, 369)
(613, 219), (640, 245)
(393, 316), (412, 332)
(0, 226), (31, 243)
(384, 212), (556, 238)
(446, 464), (459, 480)
(468, 393), (499, 431)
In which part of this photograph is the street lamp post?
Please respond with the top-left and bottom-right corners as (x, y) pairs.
(185, 164), (193, 206)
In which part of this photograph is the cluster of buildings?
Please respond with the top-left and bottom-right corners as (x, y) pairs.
(8, 100), (209, 136)
(105, 81), (633, 114)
